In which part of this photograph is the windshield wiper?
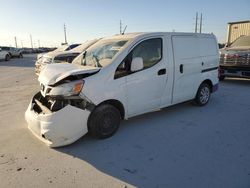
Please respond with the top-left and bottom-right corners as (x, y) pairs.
(92, 54), (102, 67)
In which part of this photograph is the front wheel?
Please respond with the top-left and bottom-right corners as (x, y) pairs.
(88, 104), (121, 139)
(194, 83), (211, 106)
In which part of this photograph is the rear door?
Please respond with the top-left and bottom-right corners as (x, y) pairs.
(172, 35), (202, 104)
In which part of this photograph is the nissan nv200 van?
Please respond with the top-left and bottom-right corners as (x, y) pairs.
(25, 32), (219, 147)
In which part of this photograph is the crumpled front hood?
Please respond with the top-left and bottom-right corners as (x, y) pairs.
(38, 63), (100, 85)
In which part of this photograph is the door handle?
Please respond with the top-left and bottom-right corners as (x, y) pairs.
(180, 64), (183, 73)
(158, 68), (166, 75)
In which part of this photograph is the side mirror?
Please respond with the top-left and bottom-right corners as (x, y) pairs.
(131, 57), (143, 72)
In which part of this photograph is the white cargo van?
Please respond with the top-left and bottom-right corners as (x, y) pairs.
(25, 32), (219, 147)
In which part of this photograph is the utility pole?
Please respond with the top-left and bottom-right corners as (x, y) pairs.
(14, 36), (17, 48)
(195, 12), (198, 33)
(199, 13), (203, 33)
(38, 40), (40, 48)
(21, 40), (23, 48)
(64, 23), (68, 44)
(30, 34), (33, 49)
(120, 20), (122, 34)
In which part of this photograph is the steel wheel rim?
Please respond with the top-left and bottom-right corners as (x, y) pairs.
(99, 112), (117, 135)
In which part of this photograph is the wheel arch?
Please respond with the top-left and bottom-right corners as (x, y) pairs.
(201, 79), (213, 92)
(97, 99), (125, 120)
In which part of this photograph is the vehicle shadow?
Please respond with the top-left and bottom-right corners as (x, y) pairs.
(55, 101), (219, 187)
(0, 55), (36, 68)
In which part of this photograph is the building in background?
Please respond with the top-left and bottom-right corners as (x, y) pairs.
(227, 20), (250, 44)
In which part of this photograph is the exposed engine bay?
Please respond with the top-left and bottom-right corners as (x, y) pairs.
(32, 92), (95, 114)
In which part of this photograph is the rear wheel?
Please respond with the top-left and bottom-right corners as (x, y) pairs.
(194, 83), (211, 106)
(88, 104), (121, 139)
(5, 54), (10, 61)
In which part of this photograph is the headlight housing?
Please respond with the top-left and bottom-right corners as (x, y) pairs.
(48, 80), (84, 97)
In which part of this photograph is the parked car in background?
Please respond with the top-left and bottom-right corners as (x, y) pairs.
(0, 46), (23, 58)
(219, 35), (250, 80)
(25, 32), (219, 147)
(36, 44), (80, 60)
(0, 48), (11, 61)
(35, 40), (98, 75)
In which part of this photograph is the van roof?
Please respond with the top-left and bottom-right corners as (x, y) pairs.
(104, 32), (215, 40)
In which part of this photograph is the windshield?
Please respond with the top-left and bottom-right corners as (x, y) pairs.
(70, 39), (98, 53)
(72, 39), (128, 67)
(230, 35), (250, 47)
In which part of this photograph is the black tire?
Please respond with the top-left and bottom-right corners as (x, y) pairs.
(88, 104), (121, 139)
(19, 53), (23, 58)
(219, 76), (225, 81)
(5, 54), (10, 61)
(194, 83), (211, 106)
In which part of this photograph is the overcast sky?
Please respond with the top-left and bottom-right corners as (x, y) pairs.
(0, 0), (249, 47)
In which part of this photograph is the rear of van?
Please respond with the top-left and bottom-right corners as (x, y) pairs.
(171, 33), (219, 105)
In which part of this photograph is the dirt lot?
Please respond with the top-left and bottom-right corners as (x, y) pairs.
(0, 55), (250, 188)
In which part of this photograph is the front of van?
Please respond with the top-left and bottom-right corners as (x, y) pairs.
(25, 36), (131, 147)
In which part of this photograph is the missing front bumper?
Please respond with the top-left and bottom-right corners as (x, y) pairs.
(25, 95), (90, 147)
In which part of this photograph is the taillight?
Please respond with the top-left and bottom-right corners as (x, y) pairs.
(226, 54), (239, 58)
(234, 54), (239, 58)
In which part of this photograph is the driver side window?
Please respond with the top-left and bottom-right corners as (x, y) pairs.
(114, 38), (162, 79)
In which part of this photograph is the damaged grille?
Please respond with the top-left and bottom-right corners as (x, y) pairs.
(32, 92), (93, 114)
(40, 84), (52, 96)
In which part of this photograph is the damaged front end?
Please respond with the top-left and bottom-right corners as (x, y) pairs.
(25, 91), (94, 147)
(25, 63), (99, 147)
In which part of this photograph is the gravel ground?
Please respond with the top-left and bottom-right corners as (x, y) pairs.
(0, 55), (250, 188)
